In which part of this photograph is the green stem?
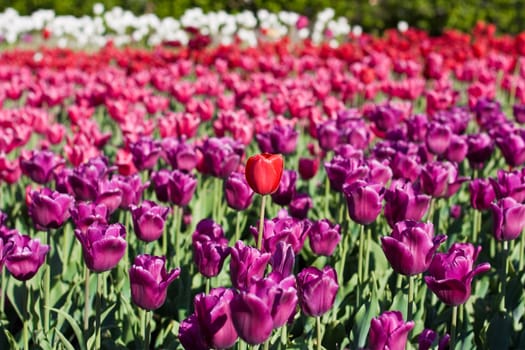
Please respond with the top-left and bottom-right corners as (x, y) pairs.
(257, 195), (267, 251)
(332, 231), (347, 321)
(24, 282), (30, 350)
(95, 273), (103, 349)
(263, 339), (270, 350)
(357, 224), (365, 304)
(84, 267), (90, 332)
(501, 241), (509, 313)
(516, 232), (525, 272)
(0, 267), (5, 315)
(205, 277), (211, 295)
(316, 316), (322, 350)
(173, 206), (182, 267)
(235, 210), (242, 242)
(44, 230), (51, 333)
(324, 176), (330, 219)
(144, 310), (151, 350)
(473, 210), (481, 244)
(280, 323), (287, 348)
(407, 276), (414, 322)
(364, 226), (371, 283)
(450, 306), (457, 350)
(427, 198), (435, 224)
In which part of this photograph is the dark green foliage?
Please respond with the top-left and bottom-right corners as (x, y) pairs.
(1, 0), (524, 34)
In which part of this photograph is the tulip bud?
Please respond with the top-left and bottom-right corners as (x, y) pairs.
(308, 219), (341, 256)
(224, 171), (254, 210)
(129, 254), (180, 310)
(491, 197), (525, 241)
(5, 233), (49, 281)
(343, 180), (384, 225)
(296, 265), (338, 317)
(367, 311), (414, 350)
(245, 153), (284, 195)
(131, 200), (171, 242)
(28, 187), (74, 231)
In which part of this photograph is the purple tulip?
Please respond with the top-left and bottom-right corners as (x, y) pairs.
(95, 179), (122, 214)
(308, 219), (341, 256)
(54, 168), (74, 195)
(367, 159), (392, 186)
(418, 329), (450, 350)
(325, 155), (368, 192)
(224, 171), (254, 210)
(230, 241), (271, 290)
(390, 152), (421, 182)
(112, 174), (149, 209)
(469, 178), (496, 211)
(496, 131), (525, 168)
(491, 197), (525, 241)
(130, 137), (162, 171)
(178, 315), (209, 350)
(194, 288), (238, 349)
(368, 311), (415, 350)
(271, 170), (297, 206)
(256, 125), (299, 155)
(231, 273), (297, 344)
(384, 180), (431, 227)
(75, 223), (127, 273)
(252, 217), (311, 254)
(289, 192), (313, 219)
(296, 265), (338, 317)
(466, 133), (494, 169)
(426, 123), (452, 155)
(270, 241), (295, 277)
(131, 200), (171, 242)
(317, 120), (340, 151)
(163, 137), (198, 172)
(513, 103), (525, 124)
(192, 219), (230, 278)
(5, 233), (49, 281)
(381, 221), (446, 276)
(419, 161), (467, 198)
(20, 150), (64, 184)
(343, 180), (384, 225)
(28, 187), (74, 231)
(425, 243), (491, 305)
(151, 169), (197, 206)
(298, 157), (319, 180)
(70, 202), (109, 233)
(446, 134), (468, 163)
(490, 169), (525, 203)
(199, 137), (244, 178)
(68, 156), (113, 201)
(129, 254), (180, 310)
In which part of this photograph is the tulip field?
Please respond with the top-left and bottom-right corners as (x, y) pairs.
(1, 6), (525, 350)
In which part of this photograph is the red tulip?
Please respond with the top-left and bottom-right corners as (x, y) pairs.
(245, 153), (284, 195)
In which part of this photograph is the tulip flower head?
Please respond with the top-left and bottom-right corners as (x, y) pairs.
(28, 187), (74, 231)
(367, 310), (415, 350)
(245, 153), (284, 195)
(129, 254), (180, 310)
(131, 200), (171, 243)
(5, 233), (49, 281)
(491, 197), (525, 241)
(224, 171), (254, 210)
(75, 223), (127, 273)
(193, 288), (238, 349)
(381, 220), (446, 276)
(425, 243), (491, 306)
(297, 265), (338, 317)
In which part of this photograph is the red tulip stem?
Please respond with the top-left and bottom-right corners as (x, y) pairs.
(257, 195), (267, 251)
(83, 267), (90, 331)
(450, 305), (457, 349)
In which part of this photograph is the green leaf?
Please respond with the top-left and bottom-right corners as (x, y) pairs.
(487, 313), (512, 350)
(350, 292), (379, 349)
(48, 307), (86, 350)
(53, 327), (76, 350)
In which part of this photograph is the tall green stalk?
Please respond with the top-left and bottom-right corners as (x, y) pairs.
(257, 195), (267, 251)
(43, 230), (51, 333)
(84, 267), (90, 331)
(407, 276), (414, 322)
(95, 273), (103, 349)
(316, 316), (323, 350)
(450, 306), (458, 349)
